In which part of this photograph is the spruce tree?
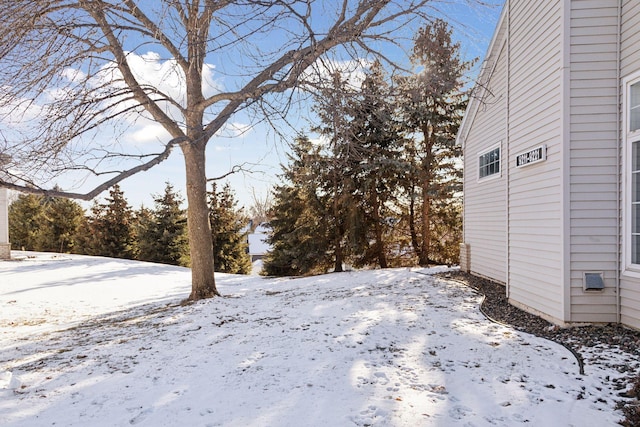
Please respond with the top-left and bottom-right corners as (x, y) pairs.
(137, 183), (190, 266)
(83, 184), (136, 259)
(396, 19), (473, 266)
(208, 182), (251, 274)
(346, 61), (407, 268)
(263, 135), (333, 276)
(311, 72), (362, 272)
(36, 195), (85, 253)
(8, 194), (45, 251)
(134, 205), (155, 262)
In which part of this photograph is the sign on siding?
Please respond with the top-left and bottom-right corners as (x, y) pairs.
(515, 145), (547, 168)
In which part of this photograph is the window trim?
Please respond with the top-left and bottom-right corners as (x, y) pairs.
(631, 80), (640, 135)
(623, 71), (640, 272)
(477, 144), (502, 182)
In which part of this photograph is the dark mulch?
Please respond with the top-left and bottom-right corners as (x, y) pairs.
(437, 271), (640, 426)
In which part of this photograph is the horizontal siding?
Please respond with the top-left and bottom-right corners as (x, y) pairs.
(506, 0), (563, 321)
(620, 0), (640, 330)
(463, 36), (507, 284)
(621, 1), (640, 76)
(463, 0), (640, 329)
(569, 0), (620, 323)
(620, 280), (640, 329)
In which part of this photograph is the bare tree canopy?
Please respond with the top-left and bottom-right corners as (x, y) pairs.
(0, 0), (479, 299)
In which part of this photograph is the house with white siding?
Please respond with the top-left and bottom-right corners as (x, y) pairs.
(457, 0), (640, 330)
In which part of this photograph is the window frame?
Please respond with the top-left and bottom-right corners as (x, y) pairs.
(624, 71), (640, 272)
(477, 144), (501, 181)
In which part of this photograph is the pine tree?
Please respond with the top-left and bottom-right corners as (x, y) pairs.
(8, 194), (45, 251)
(208, 182), (251, 274)
(311, 72), (363, 272)
(137, 183), (190, 266)
(83, 184), (136, 259)
(134, 205), (155, 261)
(36, 195), (85, 253)
(263, 135), (333, 276)
(346, 61), (407, 268)
(396, 19), (473, 266)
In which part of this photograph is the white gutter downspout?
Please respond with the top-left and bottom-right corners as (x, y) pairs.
(616, 0), (622, 324)
(505, 0), (511, 300)
(561, 0), (571, 323)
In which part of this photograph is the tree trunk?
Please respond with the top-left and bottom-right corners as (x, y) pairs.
(371, 192), (387, 268)
(183, 143), (219, 300)
(419, 181), (430, 266)
(332, 173), (344, 273)
(418, 122), (435, 267)
(408, 187), (420, 257)
(333, 219), (344, 273)
(334, 234), (344, 273)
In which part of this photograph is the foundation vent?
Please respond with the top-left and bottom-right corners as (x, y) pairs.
(583, 272), (605, 291)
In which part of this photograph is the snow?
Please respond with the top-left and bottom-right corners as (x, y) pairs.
(1, 252), (637, 426)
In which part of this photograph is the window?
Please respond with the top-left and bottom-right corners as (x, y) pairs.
(627, 75), (640, 267)
(479, 146), (500, 179)
(632, 82), (640, 133)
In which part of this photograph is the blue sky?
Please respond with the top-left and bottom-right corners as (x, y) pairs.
(82, 1), (505, 211)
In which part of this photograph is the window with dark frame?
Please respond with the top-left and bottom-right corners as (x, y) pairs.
(479, 147), (500, 179)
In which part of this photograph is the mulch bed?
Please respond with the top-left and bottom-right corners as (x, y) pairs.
(436, 271), (640, 426)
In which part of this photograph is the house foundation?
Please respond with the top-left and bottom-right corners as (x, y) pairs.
(459, 243), (470, 273)
(0, 243), (10, 260)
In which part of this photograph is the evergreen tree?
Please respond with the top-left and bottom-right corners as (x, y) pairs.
(311, 72), (363, 272)
(208, 182), (251, 274)
(346, 61), (407, 268)
(36, 195), (85, 253)
(8, 194), (45, 251)
(83, 184), (136, 259)
(396, 19), (473, 265)
(137, 184), (190, 266)
(263, 135), (333, 276)
(134, 205), (155, 261)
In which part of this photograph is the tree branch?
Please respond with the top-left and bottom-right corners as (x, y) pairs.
(0, 136), (187, 200)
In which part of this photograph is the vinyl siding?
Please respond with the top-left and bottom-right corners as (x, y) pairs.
(0, 188), (8, 244)
(461, 0), (640, 330)
(621, 1), (640, 76)
(506, 0), (564, 321)
(462, 36), (508, 283)
(568, 0), (620, 323)
(620, 0), (640, 330)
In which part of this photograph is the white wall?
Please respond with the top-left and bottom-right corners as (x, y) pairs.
(505, 0), (565, 322)
(620, 0), (640, 330)
(462, 35), (508, 284)
(567, 0), (620, 323)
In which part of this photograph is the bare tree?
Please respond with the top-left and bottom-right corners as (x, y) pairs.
(0, 0), (460, 300)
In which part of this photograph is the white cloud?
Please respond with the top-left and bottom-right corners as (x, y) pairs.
(61, 67), (87, 83)
(216, 122), (253, 138)
(130, 122), (171, 144)
(0, 93), (42, 126)
(70, 51), (220, 126)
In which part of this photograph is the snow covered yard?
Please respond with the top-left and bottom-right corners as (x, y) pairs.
(0, 253), (635, 426)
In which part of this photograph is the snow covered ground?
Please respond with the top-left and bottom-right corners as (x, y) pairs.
(0, 252), (636, 426)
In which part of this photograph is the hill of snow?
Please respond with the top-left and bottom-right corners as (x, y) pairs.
(0, 252), (634, 426)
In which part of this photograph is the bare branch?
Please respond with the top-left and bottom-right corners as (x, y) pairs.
(206, 162), (256, 182)
(0, 136), (186, 200)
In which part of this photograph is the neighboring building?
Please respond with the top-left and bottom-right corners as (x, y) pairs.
(0, 187), (8, 259)
(248, 223), (270, 262)
(457, 0), (640, 329)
